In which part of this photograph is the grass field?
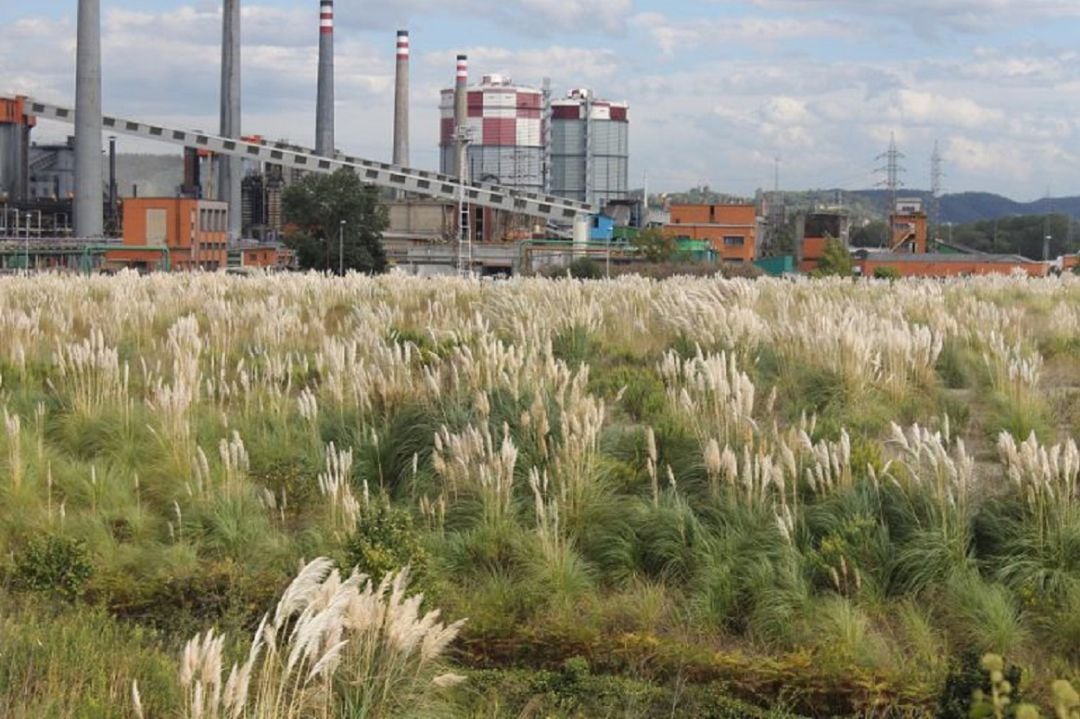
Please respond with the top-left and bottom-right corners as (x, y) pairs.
(0, 271), (1078, 718)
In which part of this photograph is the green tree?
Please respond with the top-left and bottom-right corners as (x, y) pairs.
(814, 238), (854, 277)
(632, 227), (677, 263)
(851, 220), (888, 248)
(282, 169), (388, 274)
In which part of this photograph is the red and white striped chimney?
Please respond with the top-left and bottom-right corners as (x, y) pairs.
(315, 0), (335, 157)
(392, 31), (410, 167)
(453, 54), (468, 177)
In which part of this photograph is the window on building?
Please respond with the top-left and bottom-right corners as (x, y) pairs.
(723, 235), (745, 247)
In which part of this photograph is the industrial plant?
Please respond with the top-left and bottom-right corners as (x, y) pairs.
(0, 0), (1072, 278)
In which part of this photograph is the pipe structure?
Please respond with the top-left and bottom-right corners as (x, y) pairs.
(108, 135), (117, 233)
(315, 0), (335, 157)
(74, 0), (103, 238)
(453, 54), (468, 178)
(392, 31), (409, 167)
(219, 0), (242, 242)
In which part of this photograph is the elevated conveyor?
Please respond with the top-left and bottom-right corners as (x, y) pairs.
(18, 97), (596, 224)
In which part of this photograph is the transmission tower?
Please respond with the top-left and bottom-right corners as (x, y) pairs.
(930, 141), (944, 241)
(875, 133), (905, 224)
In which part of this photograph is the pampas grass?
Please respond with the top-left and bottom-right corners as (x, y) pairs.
(171, 557), (465, 719)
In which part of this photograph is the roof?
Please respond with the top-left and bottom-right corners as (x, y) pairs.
(854, 250), (1040, 264)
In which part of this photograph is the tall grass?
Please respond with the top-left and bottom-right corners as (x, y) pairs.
(171, 558), (464, 719)
(0, 271), (1078, 714)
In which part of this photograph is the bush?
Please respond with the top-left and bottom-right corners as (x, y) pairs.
(568, 257), (605, 279)
(937, 650), (1025, 719)
(873, 266), (902, 280)
(344, 499), (429, 586)
(813, 238), (854, 277)
(12, 535), (92, 601)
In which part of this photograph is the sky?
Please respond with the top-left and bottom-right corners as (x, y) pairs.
(2, 0), (1079, 200)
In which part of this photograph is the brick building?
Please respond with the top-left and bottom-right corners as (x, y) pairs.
(664, 203), (759, 263)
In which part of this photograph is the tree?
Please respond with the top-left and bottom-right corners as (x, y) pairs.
(814, 238), (854, 277)
(850, 220), (888, 248)
(282, 169), (388, 274)
(632, 227), (677, 263)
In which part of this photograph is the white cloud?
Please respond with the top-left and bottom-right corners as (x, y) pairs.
(750, 0), (1080, 33)
(895, 90), (1003, 129)
(4, 1), (1079, 199)
(631, 12), (854, 56)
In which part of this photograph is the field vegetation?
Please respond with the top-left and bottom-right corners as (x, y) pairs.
(1, 271), (1079, 717)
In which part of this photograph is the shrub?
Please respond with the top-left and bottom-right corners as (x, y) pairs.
(873, 266), (902, 280)
(937, 649), (1024, 719)
(12, 535), (92, 601)
(813, 238), (854, 277)
(568, 257), (605, 279)
(344, 499), (429, 586)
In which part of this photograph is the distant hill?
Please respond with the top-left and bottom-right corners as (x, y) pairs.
(808, 189), (1080, 225)
(662, 186), (1080, 226)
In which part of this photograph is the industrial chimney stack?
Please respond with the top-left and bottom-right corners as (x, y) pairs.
(392, 31), (410, 167)
(453, 54), (468, 178)
(74, 0), (103, 239)
(219, 0), (242, 242)
(315, 0), (335, 157)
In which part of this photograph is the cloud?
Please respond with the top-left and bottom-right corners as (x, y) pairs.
(631, 12), (854, 56)
(422, 46), (619, 90)
(750, 0), (1080, 34)
(3, 1), (1079, 199)
(332, 0), (632, 36)
(895, 90), (1003, 129)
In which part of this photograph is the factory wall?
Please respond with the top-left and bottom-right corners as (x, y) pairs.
(856, 256), (1048, 278)
(664, 203), (758, 263)
(118, 197), (229, 270)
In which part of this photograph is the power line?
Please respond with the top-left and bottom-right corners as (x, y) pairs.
(875, 132), (905, 216)
(930, 140), (944, 240)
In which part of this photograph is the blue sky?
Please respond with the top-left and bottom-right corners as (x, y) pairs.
(3, 0), (1079, 199)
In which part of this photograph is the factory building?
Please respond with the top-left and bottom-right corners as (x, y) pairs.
(853, 250), (1048, 278)
(796, 210), (851, 273)
(889, 198), (929, 254)
(111, 197), (230, 271)
(0, 97), (34, 204)
(550, 89), (629, 207)
(439, 74), (545, 192)
(664, 203), (761, 264)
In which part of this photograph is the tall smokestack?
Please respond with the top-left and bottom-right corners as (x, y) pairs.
(392, 31), (409, 167)
(453, 54), (468, 178)
(315, 0), (335, 157)
(219, 0), (242, 242)
(74, 0), (103, 239)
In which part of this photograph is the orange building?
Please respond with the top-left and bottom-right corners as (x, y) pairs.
(232, 242), (294, 270)
(664, 203), (759, 263)
(797, 211), (850, 273)
(110, 197), (229, 271)
(890, 199), (929, 254)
